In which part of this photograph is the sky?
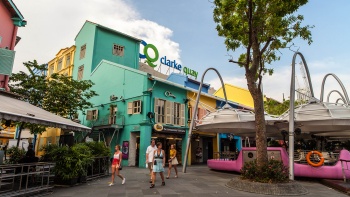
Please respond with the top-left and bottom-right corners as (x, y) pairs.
(12, 0), (350, 102)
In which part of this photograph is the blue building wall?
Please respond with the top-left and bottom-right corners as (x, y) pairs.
(167, 73), (210, 93)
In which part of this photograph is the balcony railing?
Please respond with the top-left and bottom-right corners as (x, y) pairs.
(92, 114), (125, 128)
(0, 48), (16, 76)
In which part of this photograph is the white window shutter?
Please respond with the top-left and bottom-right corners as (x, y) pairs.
(180, 104), (185, 126)
(154, 98), (159, 122)
(94, 109), (99, 120)
(127, 102), (133, 114)
(139, 100), (142, 113)
(86, 110), (92, 120)
(165, 101), (172, 124)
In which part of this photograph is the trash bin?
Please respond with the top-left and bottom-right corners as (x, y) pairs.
(0, 150), (4, 164)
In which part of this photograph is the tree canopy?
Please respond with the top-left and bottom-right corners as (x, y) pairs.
(8, 60), (98, 134)
(213, 0), (313, 169)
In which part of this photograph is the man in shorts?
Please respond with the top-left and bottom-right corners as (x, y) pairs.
(146, 139), (157, 183)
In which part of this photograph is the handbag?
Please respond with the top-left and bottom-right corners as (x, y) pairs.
(118, 166), (122, 170)
(154, 160), (157, 165)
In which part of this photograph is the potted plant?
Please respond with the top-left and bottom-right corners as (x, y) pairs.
(51, 143), (93, 185)
(85, 142), (110, 177)
(5, 146), (25, 164)
(39, 144), (59, 162)
(72, 143), (93, 183)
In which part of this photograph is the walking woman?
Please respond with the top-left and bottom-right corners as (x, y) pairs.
(166, 144), (178, 179)
(150, 142), (165, 188)
(109, 145), (126, 186)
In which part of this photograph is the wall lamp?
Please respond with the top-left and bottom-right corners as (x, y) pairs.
(183, 98), (189, 104)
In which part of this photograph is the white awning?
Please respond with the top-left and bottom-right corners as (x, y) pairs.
(0, 93), (91, 132)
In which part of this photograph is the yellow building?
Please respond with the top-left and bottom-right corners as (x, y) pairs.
(214, 83), (255, 109)
(186, 90), (219, 165)
(47, 45), (76, 78)
(36, 46), (76, 155)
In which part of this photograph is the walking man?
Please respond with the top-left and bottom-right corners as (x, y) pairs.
(146, 139), (157, 183)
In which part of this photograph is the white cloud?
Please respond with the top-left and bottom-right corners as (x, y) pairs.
(12, 0), (180, 73)
(207, 58), (350, 103)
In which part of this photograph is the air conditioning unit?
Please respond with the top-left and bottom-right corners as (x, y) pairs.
(110, 95), (118, 101)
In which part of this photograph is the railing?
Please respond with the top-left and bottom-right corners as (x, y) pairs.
(340, 159), (350, 182)
(93, 114), (125, 127)
(0, 162), (55, 197)
(86, 157), (109, 181)
(213, 151), (238, 161)
(294, 150), (340, 165)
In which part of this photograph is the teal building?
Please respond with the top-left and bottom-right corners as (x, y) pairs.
(72, 21), (188, 167)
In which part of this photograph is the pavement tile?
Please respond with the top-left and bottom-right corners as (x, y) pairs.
(45, 165), (349, 197)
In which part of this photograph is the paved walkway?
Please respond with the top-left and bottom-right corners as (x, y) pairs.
(49, 165), (348, 197)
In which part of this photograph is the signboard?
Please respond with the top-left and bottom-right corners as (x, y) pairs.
(153, 124), (186, 134)
(122, 141), (129, 159)
(139, 40), (199, 79)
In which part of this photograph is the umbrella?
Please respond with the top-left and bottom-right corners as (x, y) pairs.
(196, 104), (280, 137)
(275, 100), (350, 134)
(0, 93), (91, 132)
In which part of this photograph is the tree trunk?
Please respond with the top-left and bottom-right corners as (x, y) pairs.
(246, 71), (268, 168)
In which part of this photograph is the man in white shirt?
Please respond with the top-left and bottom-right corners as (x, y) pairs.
(146, 139), (157, 183)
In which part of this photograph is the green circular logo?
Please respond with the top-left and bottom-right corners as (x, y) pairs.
(144, 44), (159, 68)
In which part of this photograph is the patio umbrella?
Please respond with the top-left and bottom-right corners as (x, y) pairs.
(196, 104), (280, 137)
(0, 93), (91, 132)
(274, 100), (350, 134)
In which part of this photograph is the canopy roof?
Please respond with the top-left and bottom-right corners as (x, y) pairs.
(275, 101), (350, 134)
(196, 104), (279, 137)
(0, 93), (91, 132)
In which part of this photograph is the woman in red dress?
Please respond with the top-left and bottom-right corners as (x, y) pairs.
(109, 145), (126, 186)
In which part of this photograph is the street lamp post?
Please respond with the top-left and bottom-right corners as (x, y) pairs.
(289, 52), (314, 180)
(182, 68), (228, 173)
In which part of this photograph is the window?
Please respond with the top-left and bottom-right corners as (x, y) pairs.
(154, 99), (185, 126)
(77, 65), (84, 80)
(66, 54), (71, 67)
(127, 100), (142, 114)
(174, 103), (181, 125)
(80, 44), (86, 59)
(49, 64), (54, 76)
(57, 58), (63, 71)
(154, 99), (166, 123)
(112, 44), (124, 56)
(109, 105), (117, 124)
(86, 109), (98, 120)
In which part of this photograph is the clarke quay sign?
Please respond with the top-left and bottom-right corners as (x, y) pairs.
(139, 40), (198, 79)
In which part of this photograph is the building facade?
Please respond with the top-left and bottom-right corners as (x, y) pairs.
(0, 0), (26, 144)
(43, 20), (255, 167)
(47, 46), (76, 78)
(0, 0), (26, 91)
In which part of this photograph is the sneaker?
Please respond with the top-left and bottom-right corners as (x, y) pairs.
(109, 182), (114, 186)
(122, 178), (126, 185)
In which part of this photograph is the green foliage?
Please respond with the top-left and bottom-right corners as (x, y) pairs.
(51, 143), (93, 180)
(5, 146), (26, 164)
(241, 159), (289, 183)
(213, 0), (313, 168)
(264, 99), (290, 116)
(213, 0), (313, 76)
(264, 99), (306, 116)
(85, 141), (110, 157)
(9, 60), (98, 134)
(44, 73), (98, 118)
(39, 144), (59, 162)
